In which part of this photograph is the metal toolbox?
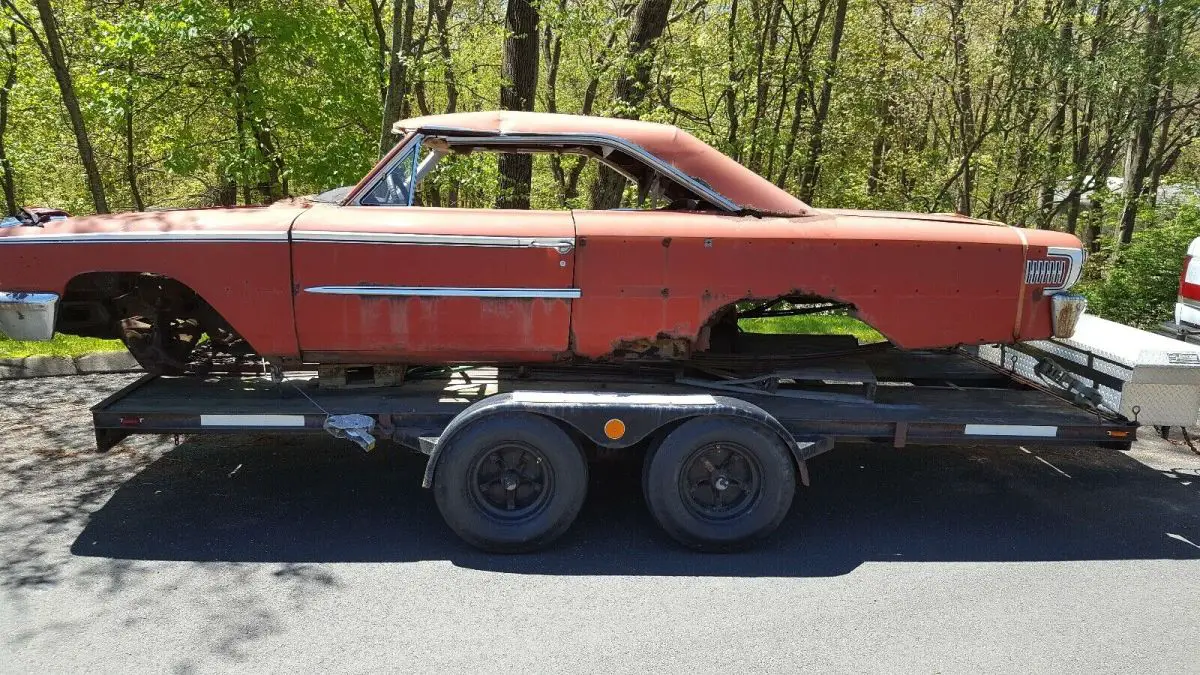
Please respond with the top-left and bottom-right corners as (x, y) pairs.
(974, 314), (1200, 426)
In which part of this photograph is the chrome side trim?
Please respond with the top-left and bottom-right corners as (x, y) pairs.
(1178, 295), (1200, 311)
(304, 286), (580, 299)
(293, 231), (575, 250)
(0, 230), (287, 244)
(0, 292), (59, 341)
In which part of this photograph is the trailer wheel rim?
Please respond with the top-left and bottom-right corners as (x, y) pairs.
(678, 442), (763, 521)
(470, 442), (554, 521)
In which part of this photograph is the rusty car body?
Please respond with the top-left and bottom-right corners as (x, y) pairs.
(0, 111), (1086, 374)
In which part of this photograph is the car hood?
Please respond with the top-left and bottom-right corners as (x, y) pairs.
(0, 203), (306, 241)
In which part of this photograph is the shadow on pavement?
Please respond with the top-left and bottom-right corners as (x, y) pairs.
(70, 433), (1200, 577)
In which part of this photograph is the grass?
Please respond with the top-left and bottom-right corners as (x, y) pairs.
(0, 333), (125, 359)
(738, 313), (887, 344)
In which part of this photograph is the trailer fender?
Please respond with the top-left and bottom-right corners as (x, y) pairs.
(420, 391), (832, 488)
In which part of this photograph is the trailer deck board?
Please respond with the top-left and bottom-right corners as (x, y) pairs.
(100, 374), (1102, 425)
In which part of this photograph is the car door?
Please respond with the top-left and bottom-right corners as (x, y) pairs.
(291, 204), (577, 362)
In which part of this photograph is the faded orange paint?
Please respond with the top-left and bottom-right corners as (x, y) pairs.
(0, 111), (1085, 365)
(290, 206), (575, 361)
(0, 206), (303, 357)
(571, 209), (1074, 356)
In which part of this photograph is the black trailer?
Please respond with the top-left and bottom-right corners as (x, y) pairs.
(91, 345), (1137, 552)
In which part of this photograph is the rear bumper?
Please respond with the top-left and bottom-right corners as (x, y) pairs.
(0, 291), (59, 341)
(1157, 318), (1200, 346)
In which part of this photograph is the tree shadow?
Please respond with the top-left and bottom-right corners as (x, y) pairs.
(66, 432), (1200, 577)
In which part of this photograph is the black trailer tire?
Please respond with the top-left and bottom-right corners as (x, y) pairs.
(433, 413), (588, 553)
(643, 416), (795, 551)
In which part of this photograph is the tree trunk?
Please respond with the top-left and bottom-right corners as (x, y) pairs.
(34, 0), (108, 213)
(379, 0), (416, 156)
(1037, 0), (1075, 229)
(0, 26), (17, 216)
(433, 0), (457, 114)
(496, 0), (539, 210)
(948, 0), (975, 217)
(124, 58), (144, 211)
(867, 6), (893, 199)
(1146, 80), (1175, 208)
(774, 0), (830, 189)
(230, 29), (284, 202)
(722, 0), (740, 159)
(369, 0), (388, 104)
(796, 0), (848, 204)
(590, 0), (672, 210)
(1118, 0), (1165, 245)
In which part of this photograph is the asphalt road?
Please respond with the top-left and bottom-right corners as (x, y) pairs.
(2, 374), (1200, 673)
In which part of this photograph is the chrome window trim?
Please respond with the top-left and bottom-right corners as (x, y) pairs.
(0, 230), (287, 244)
(304, 286), (580, 299)
(293, 231), (575, 250)
(0, 291), (59, 341)
(365, 129), (741, 212)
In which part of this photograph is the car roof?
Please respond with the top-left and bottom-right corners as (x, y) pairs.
(393, 111), (811, 216)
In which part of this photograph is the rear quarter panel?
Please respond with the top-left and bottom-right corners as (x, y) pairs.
(571, 210), (1039, 355)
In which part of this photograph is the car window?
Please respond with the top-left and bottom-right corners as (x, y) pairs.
(360, 145), (421, 206)
(379, 137), (718, 212)
(415, 152), (616, 211)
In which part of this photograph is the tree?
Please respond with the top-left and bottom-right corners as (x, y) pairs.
(1118, 0), (1168, 245)
(590, 0), (671, 210)
(0, 24), (16, 215)
(496, 0), (538, 210)
(5, 0), (109, 213)
(379, 0), (415, 156)
(795, 0), (847, 204)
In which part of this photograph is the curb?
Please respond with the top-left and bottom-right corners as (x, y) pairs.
(0, 351), (143, 380)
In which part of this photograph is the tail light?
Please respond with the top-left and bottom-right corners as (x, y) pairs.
(1179, 255), (1200, 303)
(1026, 247), (1085, 294)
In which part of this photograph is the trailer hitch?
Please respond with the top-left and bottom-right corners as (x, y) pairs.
(323, 414), (378, 452)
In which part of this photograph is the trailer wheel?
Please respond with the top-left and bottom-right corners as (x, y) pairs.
(433, 413), (587, 553)
(643, 417), (795, 551)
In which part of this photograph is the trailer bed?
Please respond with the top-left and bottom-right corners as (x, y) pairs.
(93, 348), (1135, 452)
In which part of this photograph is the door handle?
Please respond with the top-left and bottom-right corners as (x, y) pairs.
(528, 239), (575, 255)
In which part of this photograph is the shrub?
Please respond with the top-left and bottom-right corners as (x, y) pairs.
(1079, 204), (1200, 329)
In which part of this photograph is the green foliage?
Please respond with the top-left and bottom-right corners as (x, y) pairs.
(739, 313), (886, 344)
(1079, 204), (1200, 329)
(0, 333), (123, 358)
(0, 0), (1195, 252)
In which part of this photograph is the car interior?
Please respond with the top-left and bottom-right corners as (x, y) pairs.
(355, 134), (725, 212)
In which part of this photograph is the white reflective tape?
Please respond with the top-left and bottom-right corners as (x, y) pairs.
(201, 414), (306, 427)
(510, 392), (717, 405)
(964, 424), (1057, 437)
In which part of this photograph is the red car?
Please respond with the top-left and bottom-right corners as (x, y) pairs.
(0, 112), (1085, 373)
